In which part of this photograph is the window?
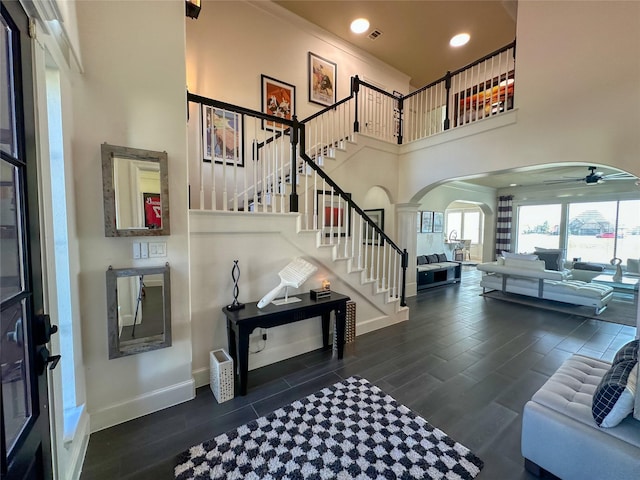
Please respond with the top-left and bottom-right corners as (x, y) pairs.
(516, 204), (561, 253)
(445, 206), (483, 245)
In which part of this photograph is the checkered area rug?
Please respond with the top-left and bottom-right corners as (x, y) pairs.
(174, 376), (483, 479)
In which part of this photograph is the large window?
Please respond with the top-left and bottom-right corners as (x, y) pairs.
(567, 200), (640, 263)
(516, 204), (561, 253)
(515, 200), (640, 265)
(445, 207), (483, 243)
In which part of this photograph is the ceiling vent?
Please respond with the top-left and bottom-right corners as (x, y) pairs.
(368, 29), (383, 40)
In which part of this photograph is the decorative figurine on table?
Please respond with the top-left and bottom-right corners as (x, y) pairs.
(226, 260), (245, 311)
(611, 257), (623, 282)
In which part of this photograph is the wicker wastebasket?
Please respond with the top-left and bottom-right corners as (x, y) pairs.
(333, 300), (356, 354)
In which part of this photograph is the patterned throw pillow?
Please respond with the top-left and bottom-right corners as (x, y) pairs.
(427, 254), (439, 264)
(612, 339), (639, 365)
(592, 359), (638, 427)
(417, 256), (427, 265)
(437, 253), (447, 262)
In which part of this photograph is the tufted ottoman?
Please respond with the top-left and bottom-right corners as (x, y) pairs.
(521, 354), (640, 479)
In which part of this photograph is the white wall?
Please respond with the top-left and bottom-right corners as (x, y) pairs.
(186, 1), (411, 117)
(398, 1), (640, 203)
(71, 1), (192, 431)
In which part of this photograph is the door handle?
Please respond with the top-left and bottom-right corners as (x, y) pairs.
(35, 346), (61, 375)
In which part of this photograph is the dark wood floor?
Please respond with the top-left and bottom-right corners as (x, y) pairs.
(80, 268), (636, 479)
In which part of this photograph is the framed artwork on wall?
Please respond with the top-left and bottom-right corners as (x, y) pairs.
(433, 212), (444, 233)
(364, 209), (384, 245)
(308, 52), (337, 107)
(261, 74), (296, 131)
(421, 211), (433, 233)
(417, 211), (422, 232)
(316, 190), (351, 236)
(202, 105), (244, 167)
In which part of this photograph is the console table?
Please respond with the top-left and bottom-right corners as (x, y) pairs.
(222, 292), (350, 396)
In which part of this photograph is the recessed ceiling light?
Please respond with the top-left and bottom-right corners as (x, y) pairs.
(350, 18), (370, 34)
(509, 183), (517, 187)
(450, 33), (470, 47)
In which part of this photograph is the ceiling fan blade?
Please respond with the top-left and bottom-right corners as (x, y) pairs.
(602, 172), (636, 180)
(543, 177), (584, 185)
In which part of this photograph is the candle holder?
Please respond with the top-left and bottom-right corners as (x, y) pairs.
(226, 260), (245, 311)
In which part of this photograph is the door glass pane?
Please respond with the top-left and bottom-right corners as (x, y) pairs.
(1, 159), (23, 301)
(1, 300), (32, 453)
(516, 204), (561, 253)
(463, 211), (480, 244)
(567, 201), (617, 263)
(1, 17), (17, 157)
(446, 211), (461, 240)
(617, 200), (640, 262)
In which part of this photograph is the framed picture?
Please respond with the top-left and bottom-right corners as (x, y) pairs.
(433, 212), (444, 233)
(202, 105), (244, 167)
(364, 209), (385, 245)
(316, 190), (351, 236)
(261, 74), (295, 131)
(308, 52), (337, 107)
(416, 211), (422, 233)
(143, 193), (162, 229)
(421, 211), (433, 233)
(453, 71), (515, 127)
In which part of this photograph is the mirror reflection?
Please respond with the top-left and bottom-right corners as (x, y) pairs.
(102, 143), (170, 237)
(106, 265), (171, 359)
(114, 157), (162, 230)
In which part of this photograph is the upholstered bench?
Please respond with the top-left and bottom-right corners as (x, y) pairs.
(522, 353), (640, 479)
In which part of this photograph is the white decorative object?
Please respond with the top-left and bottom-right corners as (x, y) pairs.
(210, 349), (234, 403)
(257, 257), (318, 308)
(611, 257), (623, 282)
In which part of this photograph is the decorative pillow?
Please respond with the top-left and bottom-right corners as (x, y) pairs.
(534, 248), (564, 271)
(612, 339), (639, 365)
(427, 254), (439, 264)
(573, 262), (604, 272)
(437, 253), (447, 262)
(592, 359), (638, 427)
(417, 256), (427, 265)
(599, 364), (637, 428)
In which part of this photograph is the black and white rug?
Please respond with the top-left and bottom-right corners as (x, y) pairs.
(175, 376), (483, 480)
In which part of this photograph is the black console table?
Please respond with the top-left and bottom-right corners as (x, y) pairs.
(222, 292), (350, 396)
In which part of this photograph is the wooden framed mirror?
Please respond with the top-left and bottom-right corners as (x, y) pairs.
(101, 143), (170, 237)
(106, 264), (171, 359)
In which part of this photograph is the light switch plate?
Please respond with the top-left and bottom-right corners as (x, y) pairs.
(149, 242), (167, 258)
(133, 242), (141, 259)
(140, 241), (149, 259)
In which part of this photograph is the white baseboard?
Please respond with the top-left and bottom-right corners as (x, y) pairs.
(64, 408), (90, 480)
(89, 379), (195, 432)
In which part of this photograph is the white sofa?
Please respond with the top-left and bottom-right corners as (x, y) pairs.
(522, 352), (640, 479)
(478, 256), (614, 314)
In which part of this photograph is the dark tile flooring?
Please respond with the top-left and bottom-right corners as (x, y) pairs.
(80, 268), (636, 479)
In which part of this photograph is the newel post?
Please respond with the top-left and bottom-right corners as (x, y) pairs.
(444, 71), (451, 130)
(352, 75), (360, 133)
(289, 116), (299, 213)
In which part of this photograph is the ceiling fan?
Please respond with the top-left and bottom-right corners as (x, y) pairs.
(543, 166), (636, 186)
